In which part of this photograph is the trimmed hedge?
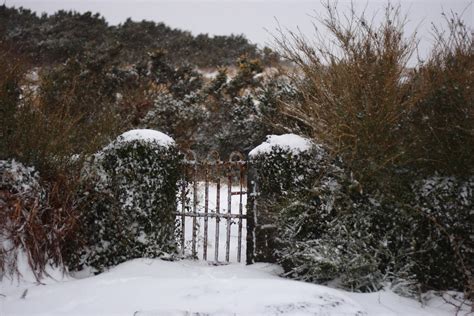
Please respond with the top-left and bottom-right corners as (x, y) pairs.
(247, 135), (338, 262)
(69, 130), (182, 272)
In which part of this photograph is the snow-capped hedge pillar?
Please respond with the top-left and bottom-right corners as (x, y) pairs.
(75, 129), (182, 271)
(246, 134), (321, 263)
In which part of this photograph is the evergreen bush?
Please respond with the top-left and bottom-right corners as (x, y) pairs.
(249, 135), (420, 295)
(248, 134), (334, 262)
(412, 177), (473, 297)
(70, 129), (182, 272)
(251, 139), (471, 295)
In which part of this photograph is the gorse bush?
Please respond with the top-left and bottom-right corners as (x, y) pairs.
(251, 139), (468, 296)
(276, 189), (423, 295)
(0, 46), (28, 161)
(68, 130), (181, 272)
(273, 3), (472, 186)
(141, 92), (207, 149)
(273, 3), (417, 190)
(0, 50), (127, 179)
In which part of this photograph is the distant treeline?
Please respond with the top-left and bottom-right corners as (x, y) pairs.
(0, 5), (274, 67)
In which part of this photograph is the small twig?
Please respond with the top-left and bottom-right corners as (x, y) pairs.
(441, 292), (471, 316)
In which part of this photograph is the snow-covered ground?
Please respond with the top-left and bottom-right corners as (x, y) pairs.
(1, 259), (469, 316)
(1, 184), (471, 316)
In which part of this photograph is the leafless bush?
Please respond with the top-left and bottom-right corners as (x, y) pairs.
(273, 2), (418, 188)
(273, 1), (472, 186)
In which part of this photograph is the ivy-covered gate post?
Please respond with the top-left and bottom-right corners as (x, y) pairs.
(245, 134), (316, 264)
(71, 129), (182, 272)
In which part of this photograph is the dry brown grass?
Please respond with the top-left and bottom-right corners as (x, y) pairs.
(0, 172), (81, 281)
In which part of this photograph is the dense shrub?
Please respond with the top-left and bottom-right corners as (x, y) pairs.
(0, 46), (27, 161)
(247, 135), (408, 292)
(141, 93), (207, 148)
(268, 2), (473, 298)
(276, 190), (420, 295)
(69, 130), (181, 272)
(0, 160), (79, 280)
(197, 57), (277, 156)
(412, 177), (473, 297)
(1, 50), (126, 179)
(250, 135), (471, 296)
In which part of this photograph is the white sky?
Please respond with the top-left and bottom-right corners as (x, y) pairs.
(4, 0), (473, 60)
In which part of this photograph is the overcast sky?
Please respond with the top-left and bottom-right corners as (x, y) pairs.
(4, 0), (473, 59)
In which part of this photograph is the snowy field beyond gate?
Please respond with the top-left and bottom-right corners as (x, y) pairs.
(1, 185), (471, 316)
(182, 183), (247, 263)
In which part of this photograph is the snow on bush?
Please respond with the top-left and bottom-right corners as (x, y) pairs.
(249, 137), (422, 295)
(250, 137), (472, 296)
(281, 174), (474, 296)
(0, 160), (42, 195)
(116, 129), (175, 146)
(412, 176), (473, 297)
(249, 134), (314, 157)
(70, 129), (182, 272)
(277, 193), (421, 295)
(248, 135), (337, 262)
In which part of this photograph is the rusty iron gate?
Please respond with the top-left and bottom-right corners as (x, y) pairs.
(177, 150), (247, 263)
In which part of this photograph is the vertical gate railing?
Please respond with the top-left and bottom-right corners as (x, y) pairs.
(176, 150), (247, 263)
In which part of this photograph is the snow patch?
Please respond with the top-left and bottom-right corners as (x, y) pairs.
(117, 129), (175, 147)
(249, 134), (313, 157)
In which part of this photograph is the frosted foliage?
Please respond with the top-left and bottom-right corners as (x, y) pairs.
(417, 176), (473, 209)
(412, 176), (473, 291)
(0, 160), (41, 195)
(140, 93), (207, 146)
(275, 173), (473, 296)
(249, 144), (421, 296)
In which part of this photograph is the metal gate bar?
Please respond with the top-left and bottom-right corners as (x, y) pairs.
(180, 175), (186, 256)
(238, 165), (244, 262)
(192, 157), (198, 258)
(215, 162), (221, 262)
(203, 164), (209, 261)
(178, 150), (247, 263)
